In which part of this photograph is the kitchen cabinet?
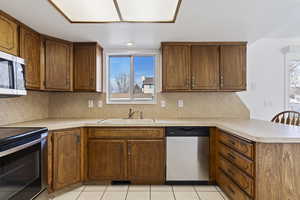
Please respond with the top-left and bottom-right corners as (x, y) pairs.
(161, 42), (247, 92)
(19, 26), (41, 90)
(0, 11), (18, 55)
(128, 140), (165, 184)
(162, 45), (190, 91)
(88, 140), (127, 180)
(43, 37), (73, 91)
(49, 128), (81, 191)
(215, 129), (300, 200)
(73, 42), (102, 92)
(220, 45), (247, 90)
(87, 128), (165, 184)
(191, 45), (220, 90)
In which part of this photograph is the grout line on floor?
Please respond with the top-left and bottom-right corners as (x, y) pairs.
(74, 186), (84, 200)
(171, 185), (177, 200)
(124, 185), (129, 200)
(193, 186), (203, 200)
(218, 190), (227, 200)
(149, 185), (152, 200)
(99, 185), (108, 200)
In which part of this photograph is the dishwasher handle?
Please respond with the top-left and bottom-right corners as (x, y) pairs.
(166, 127), (209, 137)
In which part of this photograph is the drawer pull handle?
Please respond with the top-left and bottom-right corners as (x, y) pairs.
(227, 169), (235, 176)
(227, 153), (236, 160)
(227, 185), (235, 194)
(228, 139), (236, 145)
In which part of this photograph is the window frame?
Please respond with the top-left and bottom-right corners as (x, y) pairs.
(106, 51), (158, 104)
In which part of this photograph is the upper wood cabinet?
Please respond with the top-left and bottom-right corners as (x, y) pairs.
(191, 45), (220, 90)
(128, 140), (165, 184)
(220, 45), (247, 91)
(52, 129), (81, 191)
(73, 42), (102, 92)
(19, 26), (41, 90)
(162, 42), (247, 92)
(162, 45), (190, 91)
(0, 11), (18, 55)
(43, 37), (73, 91)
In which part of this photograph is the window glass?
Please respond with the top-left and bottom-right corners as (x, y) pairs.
(109, 56), (131, 100)
(108, 55), (156, 103)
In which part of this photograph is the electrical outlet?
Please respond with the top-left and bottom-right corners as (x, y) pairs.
(178, 100), (184, 108)
(88, 100), (94, 108)
(98, 100), (103, 108)
(161, 100), (166, 108)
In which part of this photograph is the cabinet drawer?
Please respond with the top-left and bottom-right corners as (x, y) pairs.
(89, 128), (165, 139)
(218, 143), (254, 177)
(217, 169), (251, 200)
(218, 156), (254, 196)
(219, 130), (254, 159)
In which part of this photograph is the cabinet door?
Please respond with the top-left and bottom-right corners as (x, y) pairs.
(53, 129), (81, 190)
(191, 45), (220, 90)
(88, 140), (127, 180)
(0, 13), (18, 55)
(220, 45), (246, 91)
(162, 45), (190, 91)
(20, 27), (41, 90)
(74, 43), (101, 92)
(44, 39), (72, 91)
(128, 140), (165, 184)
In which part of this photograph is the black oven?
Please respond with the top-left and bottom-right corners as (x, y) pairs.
(0, 128), (48, 200)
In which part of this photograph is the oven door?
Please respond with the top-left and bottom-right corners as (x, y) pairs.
(0, 136), (42, 200)
(0, 52), (16, 96)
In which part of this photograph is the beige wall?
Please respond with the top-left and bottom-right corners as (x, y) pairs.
(0, 91), (49, 126)
(48, 92), (250, 119)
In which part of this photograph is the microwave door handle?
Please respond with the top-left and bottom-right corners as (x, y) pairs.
(0, 138), (41, 158)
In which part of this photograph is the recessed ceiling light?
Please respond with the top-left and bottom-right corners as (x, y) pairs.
(127, 42), (134, 46)
(48, 0), (182, 23)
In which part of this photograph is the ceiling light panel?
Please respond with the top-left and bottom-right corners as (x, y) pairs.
(49, 0), (120, 22)
(116, 0), (180, 22)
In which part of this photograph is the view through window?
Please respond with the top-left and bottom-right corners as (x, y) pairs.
(108, 55), (156, 103)
(288, 59), (300, 111)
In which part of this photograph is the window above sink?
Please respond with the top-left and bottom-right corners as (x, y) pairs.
(106, 51), (159, 104)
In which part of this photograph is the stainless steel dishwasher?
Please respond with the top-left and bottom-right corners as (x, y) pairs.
(166, 127), (210, 184)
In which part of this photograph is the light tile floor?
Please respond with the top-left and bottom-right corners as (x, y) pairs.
(51, 185), (230, 200)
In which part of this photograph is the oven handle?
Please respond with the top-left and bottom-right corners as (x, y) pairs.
(0, 138), (41, 158)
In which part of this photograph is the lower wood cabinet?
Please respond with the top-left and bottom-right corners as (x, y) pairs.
(128, 140), (165, 184)
(88, 140), (127, 181)
(48, 128), (82, 191)
(87, 128), (166, 184)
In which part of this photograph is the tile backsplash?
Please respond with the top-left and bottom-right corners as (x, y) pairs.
(48, 92), (250, 119)
(0, 91), (49, 126)
(0, 91), (249, 126)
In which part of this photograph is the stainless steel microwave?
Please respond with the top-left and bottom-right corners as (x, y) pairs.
(0, 51), (26, 97)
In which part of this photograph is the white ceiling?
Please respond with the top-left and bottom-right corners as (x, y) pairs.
(1, 0), (300, 49)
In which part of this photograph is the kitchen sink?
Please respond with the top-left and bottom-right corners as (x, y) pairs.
(98, 118), (155, 125)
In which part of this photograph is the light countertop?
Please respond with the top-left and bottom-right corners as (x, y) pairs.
(2, 118), (300, 143)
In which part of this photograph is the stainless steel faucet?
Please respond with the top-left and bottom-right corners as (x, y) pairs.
(128, 108), (138, 119)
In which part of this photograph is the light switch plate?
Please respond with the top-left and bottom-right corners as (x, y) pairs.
(178, 100), (184, 108)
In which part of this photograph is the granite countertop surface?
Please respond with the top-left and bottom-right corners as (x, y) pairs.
(2, 118), (300, 143)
